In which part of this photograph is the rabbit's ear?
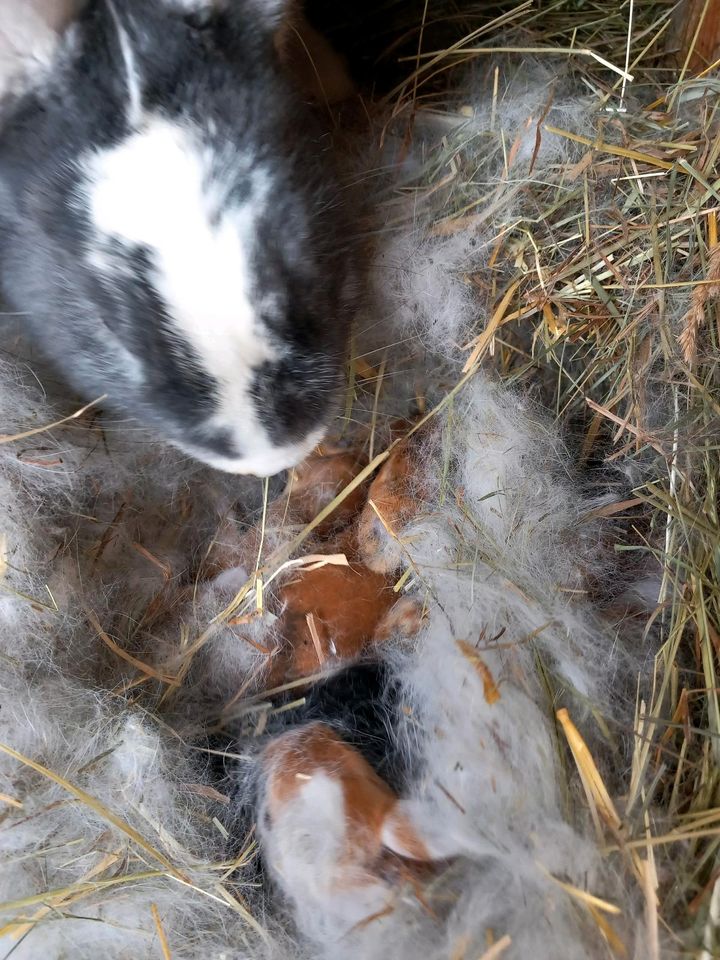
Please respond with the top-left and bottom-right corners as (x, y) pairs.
(381, 798), (467, 862)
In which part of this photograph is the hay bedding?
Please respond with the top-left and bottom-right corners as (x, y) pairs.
(0, 1), (719, 958)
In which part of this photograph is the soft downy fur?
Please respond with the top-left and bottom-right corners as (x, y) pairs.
(0, 13), (652, 960)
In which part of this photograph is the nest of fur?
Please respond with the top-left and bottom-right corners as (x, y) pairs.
(1, 2), (719, 959)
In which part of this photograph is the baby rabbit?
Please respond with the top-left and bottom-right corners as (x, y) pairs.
(260, 718), (464, 940)
(0, 0), (356, 476)
(217, 663), (463, 943)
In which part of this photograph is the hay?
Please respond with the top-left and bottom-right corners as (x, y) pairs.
(377, 0), (720, 951)
(1, 0), (719, 957)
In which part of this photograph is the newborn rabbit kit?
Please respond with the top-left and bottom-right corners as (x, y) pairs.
(0, 1), (699, 959)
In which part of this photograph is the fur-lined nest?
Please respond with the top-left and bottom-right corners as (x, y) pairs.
(1, 2), (719, 959)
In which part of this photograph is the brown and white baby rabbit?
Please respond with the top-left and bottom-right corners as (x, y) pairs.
(0, 0), (357, 476)
(242, 663), (465, 943)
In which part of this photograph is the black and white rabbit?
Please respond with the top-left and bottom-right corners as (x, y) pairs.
(0, 0), (356, 476)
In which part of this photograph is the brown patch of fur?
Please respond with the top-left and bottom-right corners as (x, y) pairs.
(270, 530), (397, 681)
(274, 5), (356, 105)
(357, 440), (425, 575)
(285, 445), (368, 533)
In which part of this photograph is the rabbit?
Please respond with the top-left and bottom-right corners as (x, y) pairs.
(259, 714), (466, 942)
(0, 0), (357, 476)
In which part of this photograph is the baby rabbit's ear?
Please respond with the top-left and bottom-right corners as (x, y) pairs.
(381, 798), (468, 862)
